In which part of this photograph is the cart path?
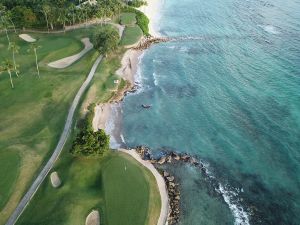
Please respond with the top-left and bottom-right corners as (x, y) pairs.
(5, 55), (103, 225)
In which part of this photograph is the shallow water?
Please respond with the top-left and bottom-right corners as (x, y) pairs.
(119, 0), (300, 224)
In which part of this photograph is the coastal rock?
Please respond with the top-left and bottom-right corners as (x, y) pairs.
(164, 171), (170, 177)
(167, 176), (175, 182)
(158, 156), (166, 164)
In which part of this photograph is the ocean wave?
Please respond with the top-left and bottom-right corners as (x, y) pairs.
(259, 25), (280, 34)
(198, 159), (251, 225)
(153, 72), (159, 86)
(216, 184), (250, 225)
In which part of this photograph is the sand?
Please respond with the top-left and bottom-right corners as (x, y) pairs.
(50, 172), (61, 188)
(138, 0), (163, 37)
(48, 38), (93, 69)
(92, 104), (112, 132)
(120, 149), (169, 225)
(85, 210), (100, 225)
(116, 49), (143, 84)
(19, 34), (36, 42)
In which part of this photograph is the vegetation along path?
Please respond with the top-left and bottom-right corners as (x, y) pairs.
(5, 55), (103, 225)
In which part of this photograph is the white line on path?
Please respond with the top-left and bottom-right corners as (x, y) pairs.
(5, 55), (103, 225)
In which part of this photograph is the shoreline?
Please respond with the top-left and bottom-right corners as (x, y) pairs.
(92, 1), (169, 224)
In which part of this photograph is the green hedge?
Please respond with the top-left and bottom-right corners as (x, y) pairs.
(122, 6), (150, 36)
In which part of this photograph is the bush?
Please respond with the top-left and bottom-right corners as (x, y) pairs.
(70, 106), (110, 156)
(91, 26), (120, 55)
(128, 0), (147, 8)
(122, 6), (150, 36)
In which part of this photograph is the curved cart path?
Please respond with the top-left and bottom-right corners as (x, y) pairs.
(119, 149), (169, 225)
(5, 55), (103, 225)
(48, 38), (93, 69)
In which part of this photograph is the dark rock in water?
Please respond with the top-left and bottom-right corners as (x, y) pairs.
(164, 171), (170, 177)
(158, 156), (167, 164)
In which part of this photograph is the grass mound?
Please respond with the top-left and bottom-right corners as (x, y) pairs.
(121, 25), (143, 46)
(120, 13), (137, 26)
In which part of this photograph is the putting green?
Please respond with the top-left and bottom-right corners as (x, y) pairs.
(16, 152), (161, 225)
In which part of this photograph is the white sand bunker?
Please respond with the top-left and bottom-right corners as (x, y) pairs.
(86, 210), (100, 225)
(48, 38), (93, 69)
(19, 34), (36, 42)
(50, 171), (61, 188)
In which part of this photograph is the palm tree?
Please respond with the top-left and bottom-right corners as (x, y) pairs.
(8, 42), (20, 77)
(28, 43), (41, 78)
(0, 5), (10, 43)
(0, 60), (15, 88)
(41, 4), (51, 33)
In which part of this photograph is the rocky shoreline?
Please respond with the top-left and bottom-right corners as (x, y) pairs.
(134, 146), (207, 225)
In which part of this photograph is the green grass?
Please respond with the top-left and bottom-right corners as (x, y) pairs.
(16, 151), (161, 225)
(0, 26), (103, 223)
(121, 25), (143, 46)
(120, 13), (137, 26)
(0, 151), (21, 209)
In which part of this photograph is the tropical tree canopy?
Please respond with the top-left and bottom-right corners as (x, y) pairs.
(91, 26), (119, 55)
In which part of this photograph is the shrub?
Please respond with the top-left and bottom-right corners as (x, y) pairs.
(70, 106), (110, 156)
(122, 6), (150, 36)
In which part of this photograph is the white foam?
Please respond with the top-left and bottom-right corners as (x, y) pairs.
(259, 25), (280, 34)
(153, 72), (159, 86)
(216, 184), (250, 225)
(120, 134), (126, 143)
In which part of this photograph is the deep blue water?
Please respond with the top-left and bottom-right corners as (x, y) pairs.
(119, 0), (300, 224)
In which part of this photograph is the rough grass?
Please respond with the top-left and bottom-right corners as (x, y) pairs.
(0, 27), (101, 223)
(120, 13), (137, 26)
(16, 151), (161, 225)
(121, 25), (143, 46)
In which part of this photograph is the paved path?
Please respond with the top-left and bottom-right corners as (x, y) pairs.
(5, 55), (103, 225)
(119, 149), (169, 225)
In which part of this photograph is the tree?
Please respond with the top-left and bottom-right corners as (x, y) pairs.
(0, 4), (10, 43)
(91, 26), (119, 56)
(8, 42), (20, 77)
(0, 60), (16, 88)
(41, 3), (51, 33)
(11, 6), (37, 28)
(28, 43), (41, 78)
(70, 107), (110, 156)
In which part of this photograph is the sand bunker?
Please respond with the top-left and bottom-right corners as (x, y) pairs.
(48, 38), (93, 69)
(50, 171), (61, 188)
(85, 210), (100, 225)
(19, 34), (36, 42)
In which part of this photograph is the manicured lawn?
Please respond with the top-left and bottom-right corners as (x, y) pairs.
(16, 151), (161, 225)
(0, 151), (21, 209)
(120, 13), (137, 26)
(121, 25), (143, 46)
(0, 27), (102, 223)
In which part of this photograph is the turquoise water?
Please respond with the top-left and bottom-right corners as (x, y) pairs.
(119, 0), (300, 224)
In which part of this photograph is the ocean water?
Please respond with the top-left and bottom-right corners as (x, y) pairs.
(118, 0), (300, 224)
